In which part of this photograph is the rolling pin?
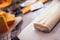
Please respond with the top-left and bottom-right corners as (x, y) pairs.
(20, 0), (48, 14)
(34, 1), (60, 32)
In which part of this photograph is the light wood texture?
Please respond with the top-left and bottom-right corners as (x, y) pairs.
(18, 22), (60, 40)
(34, 2), (60, 32)
(18, 1), (60, 40)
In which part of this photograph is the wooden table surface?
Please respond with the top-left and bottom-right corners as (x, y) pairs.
(17, 1), (60, 40)
(17, 1), (51, 32)
(18, 21), (60, 40)
(16, 1), (52, 35)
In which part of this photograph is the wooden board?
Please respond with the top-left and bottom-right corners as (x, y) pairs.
(18, 1), (60, 40)
(18, 15), (60, 40)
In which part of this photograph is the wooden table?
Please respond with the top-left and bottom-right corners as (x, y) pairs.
(18, 1), (51, 31)
(18, 21), (60, 40)
(17, 1), (60, 40)
(18, 11), (60, 40)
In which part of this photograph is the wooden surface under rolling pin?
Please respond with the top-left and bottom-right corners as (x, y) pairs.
(18, 21), (60, 40)
(18, 1), (60, 40)
(18, 9), (60, 40)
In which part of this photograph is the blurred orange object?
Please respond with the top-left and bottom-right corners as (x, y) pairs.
(7, 14), (15, 26)
(39, 0), (48, 3)
(0, 15), (9, 35)
(0, 0), (12, 8)
(0, 11), (15, 35)
(0, 11), (7, 19)
(21, 6), (30, 14)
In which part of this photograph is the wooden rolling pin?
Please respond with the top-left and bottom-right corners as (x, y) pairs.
(34, 1), (60, 32)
